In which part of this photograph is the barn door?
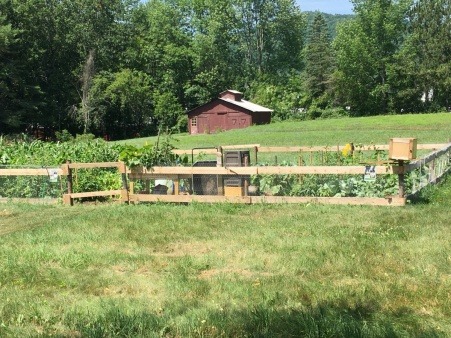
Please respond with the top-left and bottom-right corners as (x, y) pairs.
(240, 117), (250, 128)
(198, 117), (209, 133)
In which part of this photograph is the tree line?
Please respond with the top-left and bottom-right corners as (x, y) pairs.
(1, 0), (450, 139)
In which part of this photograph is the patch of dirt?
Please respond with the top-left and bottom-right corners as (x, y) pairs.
(0, 209), (14, 217)
(198, 268), (273, 280)
(152, 241), (214, 257)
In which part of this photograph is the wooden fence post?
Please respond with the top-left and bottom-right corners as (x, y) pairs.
(217, 146), (224, 196)
(254, 146), (258, 165)
(397, 160), (405, 198)
(65, 160), (74, 206)
(119, 161), (130, 204)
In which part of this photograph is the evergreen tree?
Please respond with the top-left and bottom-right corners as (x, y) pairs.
(304, 13), (334, 108)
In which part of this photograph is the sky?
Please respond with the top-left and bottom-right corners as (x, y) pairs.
(296, 0), (354, 15)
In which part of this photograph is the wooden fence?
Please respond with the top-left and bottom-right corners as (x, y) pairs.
(0, 142), (449, 207)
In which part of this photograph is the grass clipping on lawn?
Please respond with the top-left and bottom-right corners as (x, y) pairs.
(0, 178), (450, 337)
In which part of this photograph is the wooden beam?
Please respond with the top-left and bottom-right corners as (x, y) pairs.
(251, 196), (406, 206)
(173, 149), (217, 155)
(126, 165), (398, 176)
(68, 162), (121, 169)
(129, 166), (259, 175)
(0, 168), (63, 176)
(405, 143), (451, 172)
(130, 194), (251, 204)
(128, 194), (406, 206)
(256, 165), (395, 175)
(67, 190), (123, 199)
(221, 144), (260, 149)
(171, 143), (447, 155)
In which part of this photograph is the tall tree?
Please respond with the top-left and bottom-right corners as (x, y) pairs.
(234, 0), (304, 79)
(1, 0), (139, 134)
(304, 13), (334, 108)
(333, 0), (410, 115)
(405, 0), (451, 109)
(89, 69), (153, 139)
(181, 0), (240, 107)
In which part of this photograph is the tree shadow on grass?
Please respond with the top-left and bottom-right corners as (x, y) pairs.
(50, 300), (445, 338)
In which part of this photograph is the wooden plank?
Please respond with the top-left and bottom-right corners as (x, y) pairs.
(128, 173), (181, 180)
(405, 143), (451, 172)
(117, 161), (127, 174)
(172, 149), (217, 155)
(0, 168), (63, 176)
(129, 166), (258, 175)
(63, 194), (72, 205)
(68, 162), (121, 169)
(221, 144), (260, 149)
(130, 194), (251, 204)
(128, 194), (405, 206)
(172, 143), (447, 155)
(127, 165), (398, 176)
(256, 165), (395, 175)
(68, 190), (123, 199)
(417, 143), (448, 150)
(250, 196), (406, 206)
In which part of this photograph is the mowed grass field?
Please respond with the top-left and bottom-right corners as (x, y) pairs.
(1, 113), (450, 337)
(123, 113), (451, 148)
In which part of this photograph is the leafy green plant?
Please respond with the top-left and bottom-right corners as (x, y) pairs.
(118, 134), (188, 169)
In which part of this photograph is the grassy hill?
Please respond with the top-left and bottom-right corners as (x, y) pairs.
(0, 113), (450, 337)
(122, 113), (451, 149)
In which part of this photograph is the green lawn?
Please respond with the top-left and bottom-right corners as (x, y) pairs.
(0, 176), (450, 337)
(122, 113), (451, 149)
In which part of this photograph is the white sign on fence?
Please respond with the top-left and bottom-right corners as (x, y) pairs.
(49, 169), (59, 183)
(364, 166), (376, 182)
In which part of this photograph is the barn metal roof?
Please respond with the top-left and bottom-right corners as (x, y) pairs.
(220, 98), (273, 113)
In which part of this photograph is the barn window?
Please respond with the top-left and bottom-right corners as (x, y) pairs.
(191, 117), (197, 127)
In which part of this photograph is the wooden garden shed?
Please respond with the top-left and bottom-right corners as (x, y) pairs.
(187, 90), (272, 134)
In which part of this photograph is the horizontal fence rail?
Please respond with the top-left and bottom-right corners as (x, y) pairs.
(128, 165), (398, 176)
(172, 143), (448, 155)
(0, 168), (63, 176)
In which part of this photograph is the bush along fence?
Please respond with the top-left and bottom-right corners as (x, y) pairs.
(0, 141), (449, 207)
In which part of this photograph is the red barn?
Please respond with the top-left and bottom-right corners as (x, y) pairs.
(187, 90), (272, 134)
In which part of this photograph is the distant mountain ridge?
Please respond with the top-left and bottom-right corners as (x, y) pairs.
(304, 12), (355, 39)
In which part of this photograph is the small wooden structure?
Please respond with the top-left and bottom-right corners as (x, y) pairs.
(187, 90), (272, 134)
(389, 138), (417, 160)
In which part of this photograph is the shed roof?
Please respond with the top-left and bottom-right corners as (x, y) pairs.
(219, 98), (273, 113)
(220, 89), (243, 95)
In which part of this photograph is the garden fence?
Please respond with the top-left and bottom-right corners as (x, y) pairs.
(1, 142), (449, 207)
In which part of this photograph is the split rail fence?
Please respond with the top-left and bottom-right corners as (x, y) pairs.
(0, 142), (449, 207)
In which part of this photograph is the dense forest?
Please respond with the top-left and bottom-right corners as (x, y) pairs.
(1, 0), (450, 139)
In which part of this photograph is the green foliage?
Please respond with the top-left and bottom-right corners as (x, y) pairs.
(54, 129), (74, 143)
(89, 69), (154, 139)
(334, 0), (411, 115)
(0, 137), (121, 198)
(304, 13), (335, 108)
(1, 0), (450, 136)
(401, 0), (451, 111)
(153, 90), (184, 131)
(118, 134), (188, 168)
(249, 76), (303, 121)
